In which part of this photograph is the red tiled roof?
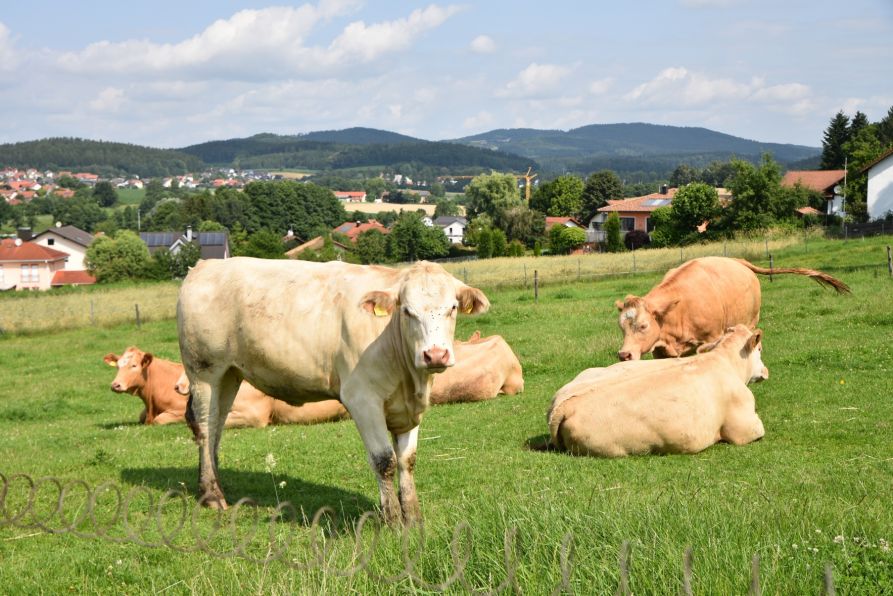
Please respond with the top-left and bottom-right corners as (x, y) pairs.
(0, 238), (69, 262)
(51, 270), (96, 286)
(545, 216), (582, 227)
(781, 170), (846, 194)
(334, 220), (389, 241)
(796, 206), (823, 216)
(599, 189), (678, 213)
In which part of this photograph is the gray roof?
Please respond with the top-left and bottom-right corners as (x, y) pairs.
(34, 225), (94, 247)
(140, 231), (229, 260)
(433, 216), (467, 227)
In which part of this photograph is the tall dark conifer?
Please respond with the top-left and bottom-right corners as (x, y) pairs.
(876, 105), (893, 148)
(820, 111), (851, 169)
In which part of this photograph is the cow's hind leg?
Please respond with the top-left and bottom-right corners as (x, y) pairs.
(188, 369), (240, 510)
(720, 389), (765, 446)
(395, 426), (421, 525)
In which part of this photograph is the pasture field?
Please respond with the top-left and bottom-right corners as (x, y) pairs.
(1, 236), (892, 593)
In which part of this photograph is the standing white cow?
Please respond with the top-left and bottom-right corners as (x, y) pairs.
(177, 258), (488, 524)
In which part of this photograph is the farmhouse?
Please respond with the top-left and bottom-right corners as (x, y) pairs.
(433, 216), (467, 244)
(333, 191), (367, 203)
(781, 169), (847, 214)
(333, 220), (389, 242)
(863, 146), (893, 220)
(545, 216), (583, 232)
(588, 186), (676, 242)
(285, 236), (353, 259)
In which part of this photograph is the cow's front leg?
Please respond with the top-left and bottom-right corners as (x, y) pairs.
(395, 426), (421, 525)
(342, 395), (402, 525)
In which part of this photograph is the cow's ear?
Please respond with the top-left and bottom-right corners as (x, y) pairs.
(747, 329), (763, 353)
(141, 353), (154, 368)
(468, 330), (481, 342)
(614, 299), (625, 311)
(361, 290), (396, 317)
(103, 353), (119, 367)
(457, 285), (489, 315)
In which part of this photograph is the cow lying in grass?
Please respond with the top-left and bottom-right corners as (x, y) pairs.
(430, 331), (524, 404)
(548, 325), (769, 457)
(104, 347), (349, 427)
(615, 256), (850, 360)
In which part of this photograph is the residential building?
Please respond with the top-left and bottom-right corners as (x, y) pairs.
(285, 236), (352, 259)
(139, 228), (230, 259)
(589, 186), (677, 242)
(32, 224), (95, 270)
(433, 216), (467, 244)
(333, 220), (389, 242)
(545, 216), (583, 232)
(333, 191), (367, 203)
(0, 238), (95, 291)
(863, 147), (893, 220)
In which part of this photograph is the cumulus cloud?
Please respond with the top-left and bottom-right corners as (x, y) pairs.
(55, 3), (460, 80)
(625, 66), (813, 115)
(88, 87), (126, 112)
(498, 62), (573, 98)
(0, 22), (18, 71)
(463, 110), (494, 130)
(470, 35), (496, 53)
(588, 78), (614, 95)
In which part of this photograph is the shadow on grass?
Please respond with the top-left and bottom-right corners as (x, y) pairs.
(97, 420), (144, 429)
(120, 467), (377, 526)
(524, 433), (559, 452)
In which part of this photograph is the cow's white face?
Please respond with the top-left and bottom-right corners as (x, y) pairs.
(745, 329), (769, 383)
(615, 297), (662, 361)
(103, 348), (152, 393)
(362, 262), (489, 372)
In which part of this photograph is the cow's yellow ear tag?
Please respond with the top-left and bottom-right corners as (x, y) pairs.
(373, 305), (389, 317)
(462, 303), (473, 315)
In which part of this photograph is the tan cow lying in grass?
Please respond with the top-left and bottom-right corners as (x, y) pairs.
(430, 331), (524, 404)
(548, 325), (769, 457)
(104, 347), (349, 427)
(615, 256), (850, 360)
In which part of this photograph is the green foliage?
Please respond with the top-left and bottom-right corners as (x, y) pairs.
(506, 239), (525, 256)
(462, 214), (493, 247)
(491, 228), (507, 257)
(722, 155), (789, 231)
(434, 198), (461, 218)
(386, 212), (449, 262)
(477, 228), (493, 259)
(604, 211), (624, 252)
(234, 229), (286, 259)
(242, 181), (347, 239)
(85, 231), (150, 282)
(668, 182), (721, 239)
(355, 229), (388, 264)
(92, 181), (118, 207)
(842, 125), (885, 222)
(363, 177), (388, 202)
(198, 220), (226, 232)
(821, 111), (851, 169)
(578, 170), (623, 225)
(549, 224), (586, 255)
(535, 175), (584, 217)
(51, 195), (107, 232)
(497, 206), (545, 248)
(465, 173), (522, 220)
(877, 105), (893, 147)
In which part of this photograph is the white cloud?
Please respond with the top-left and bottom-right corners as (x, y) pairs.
(55, 3), (460, 80)
(588, 78), (614, 95)
(88, 87), (125, 112)
(0, 22), (18, 71)
(463, 110), (494, 130)
(470, 35), (496, 54)
(498, 62), (573, 98)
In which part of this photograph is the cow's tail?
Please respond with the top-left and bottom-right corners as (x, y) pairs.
(735, 259), (851, 294)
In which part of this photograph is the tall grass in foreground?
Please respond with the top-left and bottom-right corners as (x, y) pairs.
(0, 235), (891, 592)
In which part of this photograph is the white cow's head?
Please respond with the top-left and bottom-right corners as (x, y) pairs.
(702, 325), (769, 383)
(614, 295), (676, 361)
(361, 262), (489, 372)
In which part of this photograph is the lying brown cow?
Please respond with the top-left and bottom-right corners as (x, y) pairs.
(104, 347), (349, 427)
(548, 324), (769, 457)
(615, 256), (849, 360)
(430, 331), (524, 404)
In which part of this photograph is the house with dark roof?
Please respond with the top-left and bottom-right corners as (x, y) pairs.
(32, 224), (95, 270)
(0, 238), (95, 291)
(433, 216), (467, 244)
(139, 228), (230, 260)
(333, 220), (389, 242)
(863, 146), (893, 220)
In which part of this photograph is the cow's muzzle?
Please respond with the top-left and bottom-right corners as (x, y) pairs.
(110, 382), (125, 393)
(617, 351), (634, 361)
(423, 347), (451, 369)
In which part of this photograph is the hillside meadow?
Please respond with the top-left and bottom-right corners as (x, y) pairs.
(0, 235), (891, 593)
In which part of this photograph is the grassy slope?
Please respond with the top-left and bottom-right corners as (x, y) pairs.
(0, 236), (891, 593)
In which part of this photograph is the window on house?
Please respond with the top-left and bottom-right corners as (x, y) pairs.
(47, 238), (55, 245)
(20, 264), (39, 284)
(620, 217), (636, 232)
(646, 217), (655, 232)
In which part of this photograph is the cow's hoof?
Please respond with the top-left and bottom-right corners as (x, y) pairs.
(199, 493), (228, 510)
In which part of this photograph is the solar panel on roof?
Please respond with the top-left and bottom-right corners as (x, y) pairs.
(199, 232), (226, 245)
(644, 199), (671, 207)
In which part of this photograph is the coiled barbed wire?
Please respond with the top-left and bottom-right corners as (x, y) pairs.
(0, 471), (837, 594)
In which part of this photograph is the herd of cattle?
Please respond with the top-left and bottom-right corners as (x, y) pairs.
(104, 256), (849, 524)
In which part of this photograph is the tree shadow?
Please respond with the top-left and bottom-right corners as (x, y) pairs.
(120, 466), (377, 527)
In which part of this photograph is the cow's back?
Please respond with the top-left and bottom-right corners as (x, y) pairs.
(649, 257), (761, 345)
(178, 258), (399, 402)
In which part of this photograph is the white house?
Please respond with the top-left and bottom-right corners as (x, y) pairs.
(31, 224), (95, 271)
(433, 216), (467, 244)
(865, 147), (893, 220)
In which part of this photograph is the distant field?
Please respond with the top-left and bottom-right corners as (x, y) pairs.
(116, 187), (144, 205)
(344, 201), (439, 216)
(269, 170), (315, 180)
(0, 234), (891, 592)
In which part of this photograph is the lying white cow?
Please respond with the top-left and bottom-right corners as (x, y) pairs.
(177, 258), (488, 524)
(547, 325), (768, 456)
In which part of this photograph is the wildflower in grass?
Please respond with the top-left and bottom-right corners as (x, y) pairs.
(279, 480), (287, 489)
(834, 535), (845, 544)
(815, 529), (822, 534)
(839, 379), (845, 385)
(265, 453), (277, 472)
(792, 543), (798, 549)
(880, 539), (890, 552)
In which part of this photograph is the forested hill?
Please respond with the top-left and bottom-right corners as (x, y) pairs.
(452, 122), (820, 171)
(176, 134), (534, 172)
(0, 138), (203, 178)
(298, 127), (423, 144)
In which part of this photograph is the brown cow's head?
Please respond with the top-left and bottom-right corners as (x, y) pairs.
(103, 347), (153, 393)
(615, 295), (675, 361)
(361, 261), (489, 372)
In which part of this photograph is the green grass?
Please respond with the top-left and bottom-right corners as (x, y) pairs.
(116, 187), (145, 206)
(1, 236), (892, 592)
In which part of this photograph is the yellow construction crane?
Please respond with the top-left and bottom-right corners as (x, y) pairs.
(437, 166), (538, 204)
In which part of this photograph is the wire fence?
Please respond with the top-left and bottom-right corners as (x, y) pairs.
(0, 470), (841, 594)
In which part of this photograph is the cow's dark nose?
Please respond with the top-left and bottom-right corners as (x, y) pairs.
(618, 351), (632, 361)
(111, 382), (123, 392)
(423, 347), (450, 368)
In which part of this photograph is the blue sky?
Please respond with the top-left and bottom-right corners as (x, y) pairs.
(1, 0), (891, 149)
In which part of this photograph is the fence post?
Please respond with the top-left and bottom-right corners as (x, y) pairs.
(887, 246), (892, 277)
(135, 304), (141, 329)
(769, 255), (773, 282)
(534, 270), (539, 304)
(523, 263), (528, 289)
(680, 247), (684, 263)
